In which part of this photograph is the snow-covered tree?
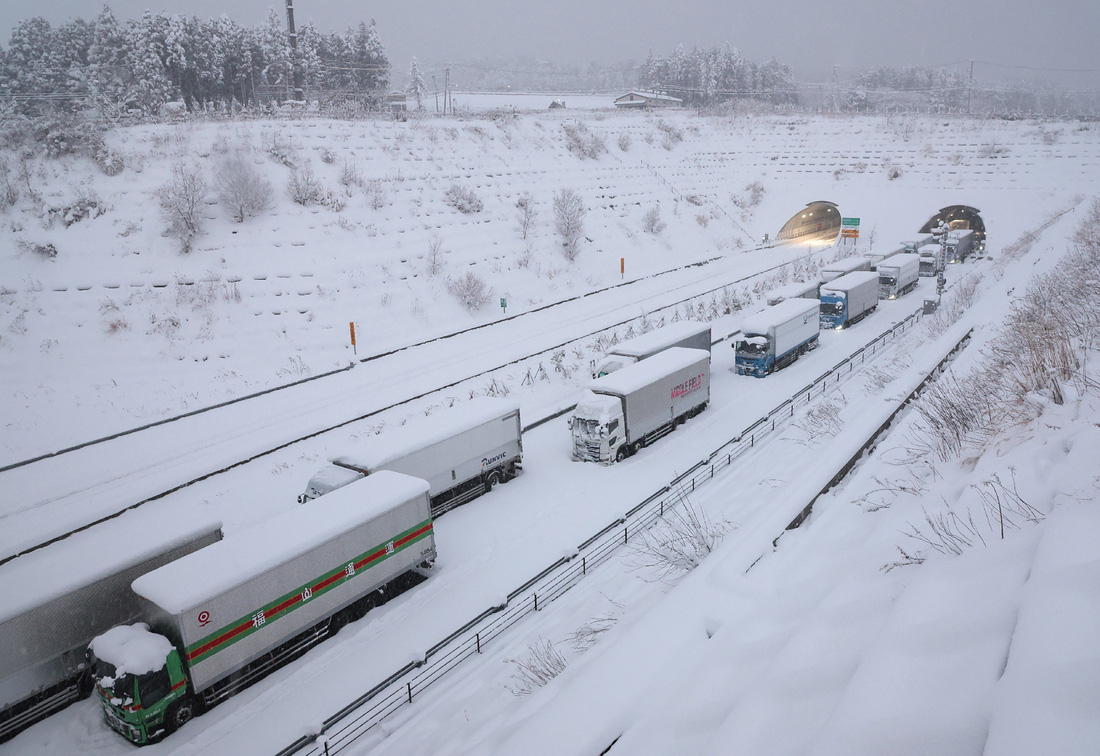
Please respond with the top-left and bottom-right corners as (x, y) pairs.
(406, 57), (426, 110)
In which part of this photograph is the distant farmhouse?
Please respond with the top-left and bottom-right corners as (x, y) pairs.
(614, 91), (683, 109)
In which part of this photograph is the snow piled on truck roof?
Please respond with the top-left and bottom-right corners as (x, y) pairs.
(606, 320), (711, 357)
(588, 347), (709, 395)
(820, 270), (880, 293)
(741, 298), (819, 337)
(331, 398), (520, 472)
(131, 471), (429, 614)
(89, 623), (173, 677)
(0, 511), (222, 624)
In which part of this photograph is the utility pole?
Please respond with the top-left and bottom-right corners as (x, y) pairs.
(966, 59), (974, 116)
(284, 0), (304, 101)
(832, 64), (839, 113)
(444, 67), (450, 116)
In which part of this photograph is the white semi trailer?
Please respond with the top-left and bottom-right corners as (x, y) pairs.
(877, 253), (921, 299)
(300, 399), (522, 515)
(90, 472), (435, 745)
(592, 320), (711, 378)
(820, 256), (873, 283)
(734, 298), (820, 377)
(765, 280), (820, 307)
(819, 271), (880, 329)
(570, 347), (710, 465)
(0, 518), (222, 741)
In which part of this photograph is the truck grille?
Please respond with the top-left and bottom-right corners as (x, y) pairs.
(573, 440), (601, 463)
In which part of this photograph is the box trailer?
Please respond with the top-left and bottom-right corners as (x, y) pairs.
(734, 298), (820, 377)
(570, 347), (710, 465)
(946, 229), (976, 263)
(0, 518), (222, 741)
(765, 280), (820, 306)
(90, 471), (435, 744)
(820, 256), (872, 283)
(300, 398), (522, 515)
(593, 320), (711, 378)
(819, 271), (880, 329)
(877, 253), (921, 299)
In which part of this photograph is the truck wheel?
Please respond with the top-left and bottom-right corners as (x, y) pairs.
(615, 447), (628, 463)
(166, 698), (196, 734)
(485, 470), (503, 493)
(329, 608), (354, 636)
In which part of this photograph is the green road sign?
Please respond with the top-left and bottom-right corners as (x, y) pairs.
(841, 217), (860, 227)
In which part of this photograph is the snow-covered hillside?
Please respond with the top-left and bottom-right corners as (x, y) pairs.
(2, 110), (1098, 756)
(4, 112), (1096, 462)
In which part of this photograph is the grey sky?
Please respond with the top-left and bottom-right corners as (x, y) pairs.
(1, 0), (1097, 86)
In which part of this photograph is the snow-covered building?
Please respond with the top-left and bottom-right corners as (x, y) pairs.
(614, 91), (683, 109)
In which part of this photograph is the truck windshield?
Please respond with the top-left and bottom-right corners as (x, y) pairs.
(736, 340), (767, 356)
(137, 667), (172, 706)
(881, 276), (897, 287)
(572, 417), (602, 438)
(94, 659), (136, 703)
(820, 300), (844, 316)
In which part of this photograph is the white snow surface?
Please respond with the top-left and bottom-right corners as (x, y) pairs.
(89, 623), (173, 678)
(132, 472), (429, 614)
(331, 397), (519, 471)
(586, 347), (709, 396)
(1, 110), (1098, 756)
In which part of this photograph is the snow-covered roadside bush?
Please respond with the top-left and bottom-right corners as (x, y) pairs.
(553, 188), (586, 261)
(562, 121), (606, 159)
(287, 162), (323, 205)
(447, 271), (491, 311)
(444, 183), (483, 214)
(155, 163), (206, 252)
(642, 204), (665, 235)
(628, 501), (733, 580)
(216, 155), (272, 223)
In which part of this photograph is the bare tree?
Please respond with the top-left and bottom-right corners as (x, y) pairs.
(553, 188), (586, 261)
(216, 156), (272, 223)
(516, 191), (537, 240)
(155, 163), (206, 252)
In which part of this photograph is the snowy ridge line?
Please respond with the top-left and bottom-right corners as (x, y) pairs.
(274, 308), (923, 756)
(0, 251), (812, 565)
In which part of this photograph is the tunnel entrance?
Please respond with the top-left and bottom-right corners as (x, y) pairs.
(777, 201), (841, 243)
(919, 205), (986, 244)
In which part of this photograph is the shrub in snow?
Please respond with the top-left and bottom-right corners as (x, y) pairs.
(447, 271), (491, 311)
(732, 181), (765, 210)
(94, 144), (125, 176)
(553, 188), (585, 261)
(426, 234), (445, 276)
(319, 147), (336, 164)
(215, 156), (272, 223)
(287, 162), (323, 205)
(505, 638), (568, 695)
(562, 121), (606, 160)
(617, 132), (632, 152)
(0, 158), (18, 209)
(444, 183), (483, 214)
(364, 179), (387, 210)
(155, 163), (206, 252)
(515, 192), (537, 240)
(642, 204), (665, 235)
(338, 158), (363, 194)
(628, 501), (732, 579)
(46, 190), (106, 227)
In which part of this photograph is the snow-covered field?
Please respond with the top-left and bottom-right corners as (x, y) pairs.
(2, 110), (1098, 755)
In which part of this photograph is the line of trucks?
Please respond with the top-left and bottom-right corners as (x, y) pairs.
(738, 248), (925, 378)
(2, 239), (942, 743)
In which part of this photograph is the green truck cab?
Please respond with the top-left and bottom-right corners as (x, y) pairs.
(90, 624), (191, 744)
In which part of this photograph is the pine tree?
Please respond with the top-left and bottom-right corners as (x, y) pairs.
(406, 57), (426, 110)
